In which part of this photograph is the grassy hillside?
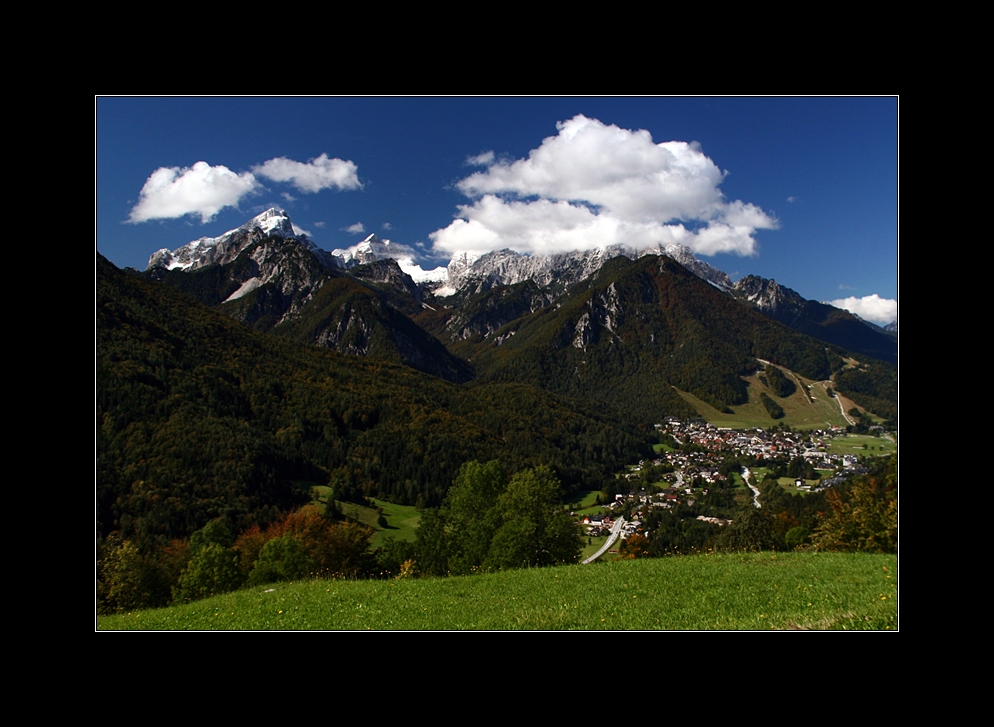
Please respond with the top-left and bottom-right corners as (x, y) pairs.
(97, 551), (896, 631)
(330, 497), (421, 547)
(671, 362), (894, 430)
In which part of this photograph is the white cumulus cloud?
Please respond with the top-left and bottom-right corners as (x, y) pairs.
(431, 115), (777, 258)
(128, 161), (259, 223)
(253, 153), (361, 193)
(344, 222), (366, 234)
(466, 150), (495, 166)
(827, 294), (897, 325)
(129, 153), (362, 224)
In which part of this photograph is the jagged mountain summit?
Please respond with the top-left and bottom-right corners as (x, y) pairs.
(148, 210), (449, 285)
(440, 243), (731, 297)
(332, 234), (448, 284)
(144, 209), (895, 370)
(143, 210), (472, 382)
(731, 275), (804, 314)
(147, 208), (333, 271)
(148, 208), (731, 298)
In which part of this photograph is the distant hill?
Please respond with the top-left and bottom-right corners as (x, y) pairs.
(143, 210), (895, 424)
(147, 233), (473, 384)
(731, 275), (897, 365)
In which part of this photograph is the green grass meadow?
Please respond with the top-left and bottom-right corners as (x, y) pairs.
(676, 373), (854, 430)
(98, 551), (896, 631)
(827, 434), (896, 457)
(572, 490), (606, 512)
(579, 533), (611, 560)
(312, 489), (422, 547)
(368, 499), (421, 544)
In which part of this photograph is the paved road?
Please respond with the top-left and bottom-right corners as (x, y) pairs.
(581, 516), (626, 564)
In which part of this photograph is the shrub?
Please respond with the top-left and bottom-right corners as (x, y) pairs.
(173, 542), (242, 602)
(248, 534), (315, 585)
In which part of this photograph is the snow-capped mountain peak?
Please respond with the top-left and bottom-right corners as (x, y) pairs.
(147, 208), (303, 271)
(439, 242), (732, 297)
(147, 209), (731, 296)
(331, 234), (401, 266)
(331, 234), (447, 284)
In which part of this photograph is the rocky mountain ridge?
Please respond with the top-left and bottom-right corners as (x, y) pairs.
(148, 208), (335, 271)
(144, 212), (471, 382)
(145, 209), (895, 370)
(148, 208), (732, 298)
(730, 275), (896, 365)
(441, 243), (732, 297)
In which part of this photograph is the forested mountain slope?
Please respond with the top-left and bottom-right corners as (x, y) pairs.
(141, 211), (895, 427)
(731, 275), (897, 366)
(147, 237), (472, 383)
(99, 254), (651, 542)
(442, 255), (879, 425)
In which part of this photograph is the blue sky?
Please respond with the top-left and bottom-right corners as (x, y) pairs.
(97, 97), (897, 324)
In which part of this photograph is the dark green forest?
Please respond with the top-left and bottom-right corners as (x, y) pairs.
(98, 254), (650, 543)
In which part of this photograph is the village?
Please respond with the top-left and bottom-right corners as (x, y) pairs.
(577, 418), (894, 550)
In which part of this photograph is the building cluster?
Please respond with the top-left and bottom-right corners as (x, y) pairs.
(656, 419), (873, 470)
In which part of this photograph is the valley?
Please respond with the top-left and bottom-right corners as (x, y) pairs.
(97, 208), (896, 622)
(96, 99), (897, 630)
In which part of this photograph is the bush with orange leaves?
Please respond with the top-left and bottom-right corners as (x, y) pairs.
(234, 505), (374, 583)
(619, 533), (651, 559)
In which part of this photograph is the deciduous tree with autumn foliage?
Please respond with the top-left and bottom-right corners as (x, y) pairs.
(813, 457), (896, 553)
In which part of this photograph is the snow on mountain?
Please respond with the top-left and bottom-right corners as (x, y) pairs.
(731, 275), (804, 314)
(147, 208), (307, 271)
(439, 242), (731, 296)
(147, 209), (731, 297)
(332, 234), (447, 284)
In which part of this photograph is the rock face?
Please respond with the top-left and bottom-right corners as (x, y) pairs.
(149, 209), (731, 298)
(440, 280), (555, 344)
(730, 275), (804, 316)
(443, 243), (731, 296)
(349, 258), (423, 304)
(144, 210), (472, 382)
(147, 208), (331, 271)
(218, 236), (334, 327)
